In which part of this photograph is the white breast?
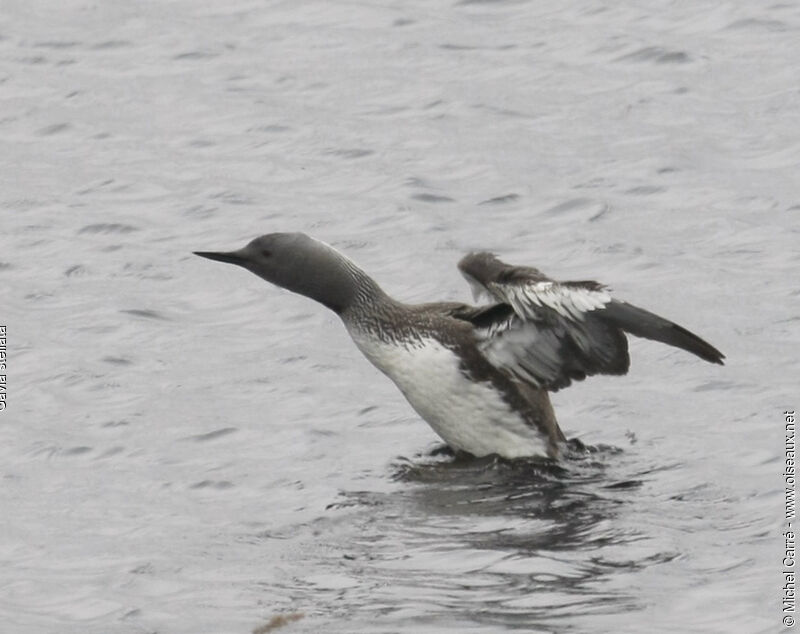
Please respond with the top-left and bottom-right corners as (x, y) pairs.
(347, 327), (549, 459)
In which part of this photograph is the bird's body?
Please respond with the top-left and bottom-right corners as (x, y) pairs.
(345, 303), (556, 458)
(195, 233), (724, 460)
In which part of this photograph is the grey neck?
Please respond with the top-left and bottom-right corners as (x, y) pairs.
(325, 259), (388, 315)
(290, 247), (389, 316)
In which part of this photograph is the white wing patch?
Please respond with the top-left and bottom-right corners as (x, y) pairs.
(490, 281), (611, 323)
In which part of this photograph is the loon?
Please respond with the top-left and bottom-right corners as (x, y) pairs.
(195, 233), (724, 460)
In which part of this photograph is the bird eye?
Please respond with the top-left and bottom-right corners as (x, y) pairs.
(261, 249), (272, 258)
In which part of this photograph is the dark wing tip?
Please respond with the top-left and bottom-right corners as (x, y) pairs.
(704, 346), (726, 365)
(669, 323), (725, 365)
(601, 301), (725, 366)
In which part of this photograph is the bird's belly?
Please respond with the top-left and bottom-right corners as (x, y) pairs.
(348, 331), (548, 459)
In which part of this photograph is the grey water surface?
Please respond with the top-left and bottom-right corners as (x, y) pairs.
(1, 1), (797, 633)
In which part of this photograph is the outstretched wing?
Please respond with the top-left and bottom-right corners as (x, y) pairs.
(456, 252), (724, 391)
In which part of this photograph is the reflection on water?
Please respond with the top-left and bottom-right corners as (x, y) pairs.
(311, 444), (676, 631)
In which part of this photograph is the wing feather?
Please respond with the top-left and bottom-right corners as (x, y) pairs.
(456, 252), (723, 391)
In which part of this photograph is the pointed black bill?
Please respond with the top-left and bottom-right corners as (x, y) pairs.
(193, 250), (249, 266)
